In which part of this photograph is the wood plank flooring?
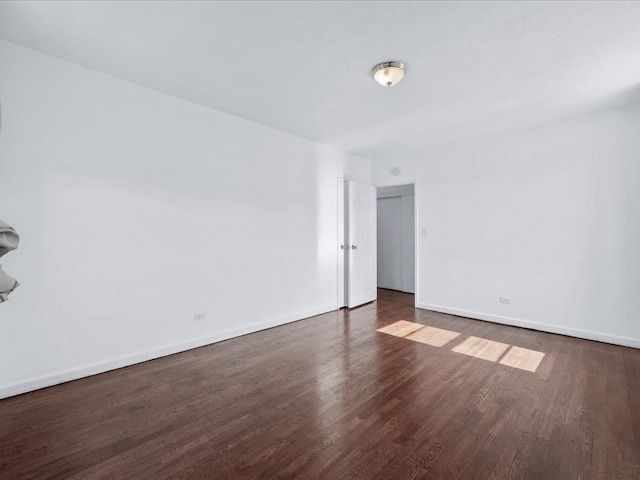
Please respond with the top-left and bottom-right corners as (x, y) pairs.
(1, 289), (639, 479)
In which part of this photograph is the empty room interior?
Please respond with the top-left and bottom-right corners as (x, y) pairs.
(1, 1), (640, 479)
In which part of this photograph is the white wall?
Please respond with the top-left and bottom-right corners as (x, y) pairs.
(373, 104), (640, 348)
(401, 195), (415, 294)
(0, 40), (371, 398)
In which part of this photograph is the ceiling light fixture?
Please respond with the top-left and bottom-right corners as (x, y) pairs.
(372, 61), (405, 87)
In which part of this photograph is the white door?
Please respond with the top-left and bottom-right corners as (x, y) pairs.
(347, 181), (377, 307)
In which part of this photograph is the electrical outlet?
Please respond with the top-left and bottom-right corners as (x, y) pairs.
(194, 312), (207, 321)
(499, 297), (510, 305)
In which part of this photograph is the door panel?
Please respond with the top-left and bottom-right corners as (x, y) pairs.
(348, 181), (377, 308)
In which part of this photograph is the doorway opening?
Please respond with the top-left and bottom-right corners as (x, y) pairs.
(376, 184), (416, 303)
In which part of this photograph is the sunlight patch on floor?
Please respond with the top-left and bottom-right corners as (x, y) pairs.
(498, 345), (545, 372)
(452, 336), (510, 362)
(377, 320), (424, 337)
(377, 320), (545, 373)
(406, 325), (461, 347)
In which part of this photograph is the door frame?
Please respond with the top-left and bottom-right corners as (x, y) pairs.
(337, 178), (347, 308)
(374, 179), (418, 308)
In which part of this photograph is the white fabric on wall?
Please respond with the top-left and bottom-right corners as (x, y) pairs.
(0, 219), (19, 303)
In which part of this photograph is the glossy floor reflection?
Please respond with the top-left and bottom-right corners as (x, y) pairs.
(0, 288), (638, 479)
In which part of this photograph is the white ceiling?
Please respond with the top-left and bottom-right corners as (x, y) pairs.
(1, 1), (640, 163)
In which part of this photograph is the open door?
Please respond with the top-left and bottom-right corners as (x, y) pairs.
(347, 181), (377, 308)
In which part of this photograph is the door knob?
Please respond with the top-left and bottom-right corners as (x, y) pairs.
(351, 245), (358, 250)
(340, 244), (345, 250)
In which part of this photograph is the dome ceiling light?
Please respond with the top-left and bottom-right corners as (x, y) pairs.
(371, 61), (405, 87)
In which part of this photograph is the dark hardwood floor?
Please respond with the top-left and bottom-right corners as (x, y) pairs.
(1, 289), (639, 479)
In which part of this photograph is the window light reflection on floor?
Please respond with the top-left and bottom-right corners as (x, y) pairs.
(377, 320), (424, 338)
(406, 325), (461, 347)
(452, 336), (509, 362)
(498, 345), (545, 372)
(377, 320), (545, 373)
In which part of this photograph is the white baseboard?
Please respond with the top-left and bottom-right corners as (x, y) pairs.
(416, 302), (640, 349)
(0, 304), (337, 400)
